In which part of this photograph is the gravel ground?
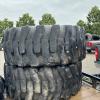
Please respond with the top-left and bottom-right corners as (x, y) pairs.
(0, 51), (100, 77)
(82, 53), (100, 75)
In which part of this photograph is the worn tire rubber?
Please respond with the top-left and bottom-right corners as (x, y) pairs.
(4, 62), (82, 100)
(2, 25), (86, 67)
(0, 76), (5, 100)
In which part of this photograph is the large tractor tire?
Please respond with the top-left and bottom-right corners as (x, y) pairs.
(4, 62), (82, 100)
(2, 25), (85, 100)
(2, 25), (86, 67)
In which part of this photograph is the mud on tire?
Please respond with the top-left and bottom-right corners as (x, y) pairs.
(2, 25), (86, 67)
(4, 62), (82, 100)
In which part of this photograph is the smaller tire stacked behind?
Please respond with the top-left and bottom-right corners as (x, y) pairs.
(2, 25), (86, 100)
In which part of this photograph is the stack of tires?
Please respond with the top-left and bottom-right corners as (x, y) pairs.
(2, 25), (86, 100)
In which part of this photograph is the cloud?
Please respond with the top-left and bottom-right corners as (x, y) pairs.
(0, 0), (100, 25)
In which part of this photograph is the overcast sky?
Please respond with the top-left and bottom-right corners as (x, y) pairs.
(0, 0), (100, 25)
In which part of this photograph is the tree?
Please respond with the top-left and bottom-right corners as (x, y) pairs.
(87, 6), (100, 34)
(77, 6), (100, 35)
(39, 13), (56, 25)
(91, 22), (100, 34)
(0, 18), (13, 37)
(85, 23), (93, 33)
(77, 20), (86, 28)
(77, 20), (93, 33)
(87, 6), (100, 24)
(16, 13), (35, 27)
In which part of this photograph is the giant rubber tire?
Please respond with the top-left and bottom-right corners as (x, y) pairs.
(4, 62), (82, 100)
(2, 25), (86, 67)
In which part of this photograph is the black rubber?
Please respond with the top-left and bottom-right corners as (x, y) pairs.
(0, 76), (5, 100)
(2, 25), (86, 67)
(3, 25), (85, 100)
(4, 62), (82, 100)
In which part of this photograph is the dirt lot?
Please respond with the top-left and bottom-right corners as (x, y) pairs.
(0, 51), (100, 77)
(82, 53), (100, 75)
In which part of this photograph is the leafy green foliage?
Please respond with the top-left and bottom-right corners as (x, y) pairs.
(91, 22), (100, 34)
(77, 20), (86, 28)
(39, 13), (56, 25)
(77, 6), (100, 35)
(0, 18), (13, 37)
(87, 6), (100, 24)
(16, 13), (35, 27)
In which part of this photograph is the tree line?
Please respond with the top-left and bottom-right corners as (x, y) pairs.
(0, 13), (56, 37)
(77, 6), (100, 35)
(0, 6), (100, 37)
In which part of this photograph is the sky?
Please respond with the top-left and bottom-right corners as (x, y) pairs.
(0, 0), (100, 25)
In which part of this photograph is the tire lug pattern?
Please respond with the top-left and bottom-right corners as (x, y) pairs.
(2, 25), (85, 100)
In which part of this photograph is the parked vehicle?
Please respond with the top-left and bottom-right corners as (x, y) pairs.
(95, 44), (100, 62)
(85, 33), (100, 53)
